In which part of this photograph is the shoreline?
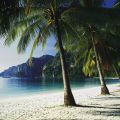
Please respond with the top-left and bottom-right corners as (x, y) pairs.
(0, 83), (120, 120)
(0, 83), (119, 102)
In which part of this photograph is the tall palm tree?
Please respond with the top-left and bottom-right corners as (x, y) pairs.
(2, 0), (77, 106)
(67, 0), (110, 94)
(88, 26), (110, 94)
(64, 23), (110, 94)
(83, 0), (109, 94)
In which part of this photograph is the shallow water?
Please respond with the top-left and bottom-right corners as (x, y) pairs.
(0, 77), (119, 97)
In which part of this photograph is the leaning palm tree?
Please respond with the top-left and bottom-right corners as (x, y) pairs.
(3, 0), (77, 106)
(64, 0), (110, 94)
(88, 26), (110, 94)
(64, 24), (110, 94)
(82, 0), (109, 94)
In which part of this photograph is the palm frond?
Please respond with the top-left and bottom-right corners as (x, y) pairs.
(82, 48), (96, 76)
(29, 21), (53, 65)
(62, 20), (83, 42)
(4, 9), (45, 48)
(17, 18), (46, 53)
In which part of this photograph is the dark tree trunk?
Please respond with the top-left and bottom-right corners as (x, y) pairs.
(90, 26), (110, 95)
(113, 64), (120, 80)
(55, 19), (76, 106)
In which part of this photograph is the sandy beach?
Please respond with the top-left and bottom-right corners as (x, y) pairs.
(0, 84), (120, 120)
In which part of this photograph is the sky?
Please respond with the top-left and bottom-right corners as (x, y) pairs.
(103, 0), (116, 8)
(0, 0), (116, 72)
(0, 36), (56, 72)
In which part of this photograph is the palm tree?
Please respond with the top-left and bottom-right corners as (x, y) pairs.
(83, 0), (109, 94)
(64, 0), (110, 94)
(65, 17), (120, 93)
(64, 23), (110, 94)
(88, 26), (110, 94)
(2, 0), (77, 106)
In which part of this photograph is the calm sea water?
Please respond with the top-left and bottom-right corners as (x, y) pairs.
(0, 77), (119, 98)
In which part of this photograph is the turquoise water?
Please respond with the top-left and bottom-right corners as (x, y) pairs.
(0, 77), (119, 97)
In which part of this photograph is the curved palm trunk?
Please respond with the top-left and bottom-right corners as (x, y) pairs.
(90, 28), (110, 95)
(55, 19), (76, 106)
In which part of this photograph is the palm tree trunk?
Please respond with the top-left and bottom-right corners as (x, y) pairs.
(90, 26), (110, 95)
(112, 64), (120, 80)
(55, 19), (76, 106)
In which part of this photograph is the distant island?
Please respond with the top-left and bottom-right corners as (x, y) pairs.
(0, 55), (54, 78)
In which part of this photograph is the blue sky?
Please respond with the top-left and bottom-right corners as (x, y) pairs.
(103, 0), (116, 8)
(0, 36), (56, 72)
(0, 0), (116, 72)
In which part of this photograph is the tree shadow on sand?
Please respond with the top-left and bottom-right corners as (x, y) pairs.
(73, 104), (120, 117)
(93, 96), (120, 100)
(73, 94), (120, 116)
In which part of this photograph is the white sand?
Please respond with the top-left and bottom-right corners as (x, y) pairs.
(0, 84), (120, 120)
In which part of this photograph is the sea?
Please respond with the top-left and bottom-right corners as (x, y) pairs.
(0, 77), (119, 98)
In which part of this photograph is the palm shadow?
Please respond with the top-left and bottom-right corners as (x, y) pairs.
(93, 96), (120, 100)
(50, 94), (120, 117)
(75, 104), (120, 110)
